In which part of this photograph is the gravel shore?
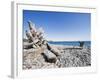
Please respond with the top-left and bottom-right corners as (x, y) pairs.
(23, 45), (91, 69)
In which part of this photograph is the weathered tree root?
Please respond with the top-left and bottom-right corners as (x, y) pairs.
(23, 21), (60, 63)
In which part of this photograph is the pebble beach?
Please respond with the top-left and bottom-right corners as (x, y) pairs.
(23, 45), (91, 69)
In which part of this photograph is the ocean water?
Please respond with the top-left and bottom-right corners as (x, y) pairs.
(48, 41), (91, 48)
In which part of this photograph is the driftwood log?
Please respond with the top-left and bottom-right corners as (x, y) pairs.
(47, 43), (60, 56)
(23, 42), (34, 49)
(42, 50), (57, 63)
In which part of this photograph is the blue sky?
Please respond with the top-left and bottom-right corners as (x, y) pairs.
(23, 10), (91, 41)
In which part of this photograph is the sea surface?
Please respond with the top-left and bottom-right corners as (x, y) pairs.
(48, 41), (91, 48)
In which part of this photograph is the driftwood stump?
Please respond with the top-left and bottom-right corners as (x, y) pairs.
(23, 21), (60, 63)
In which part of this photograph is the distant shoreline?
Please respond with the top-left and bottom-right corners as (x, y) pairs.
(48, 41), (91, 48)
(47, 40), (91, 42)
